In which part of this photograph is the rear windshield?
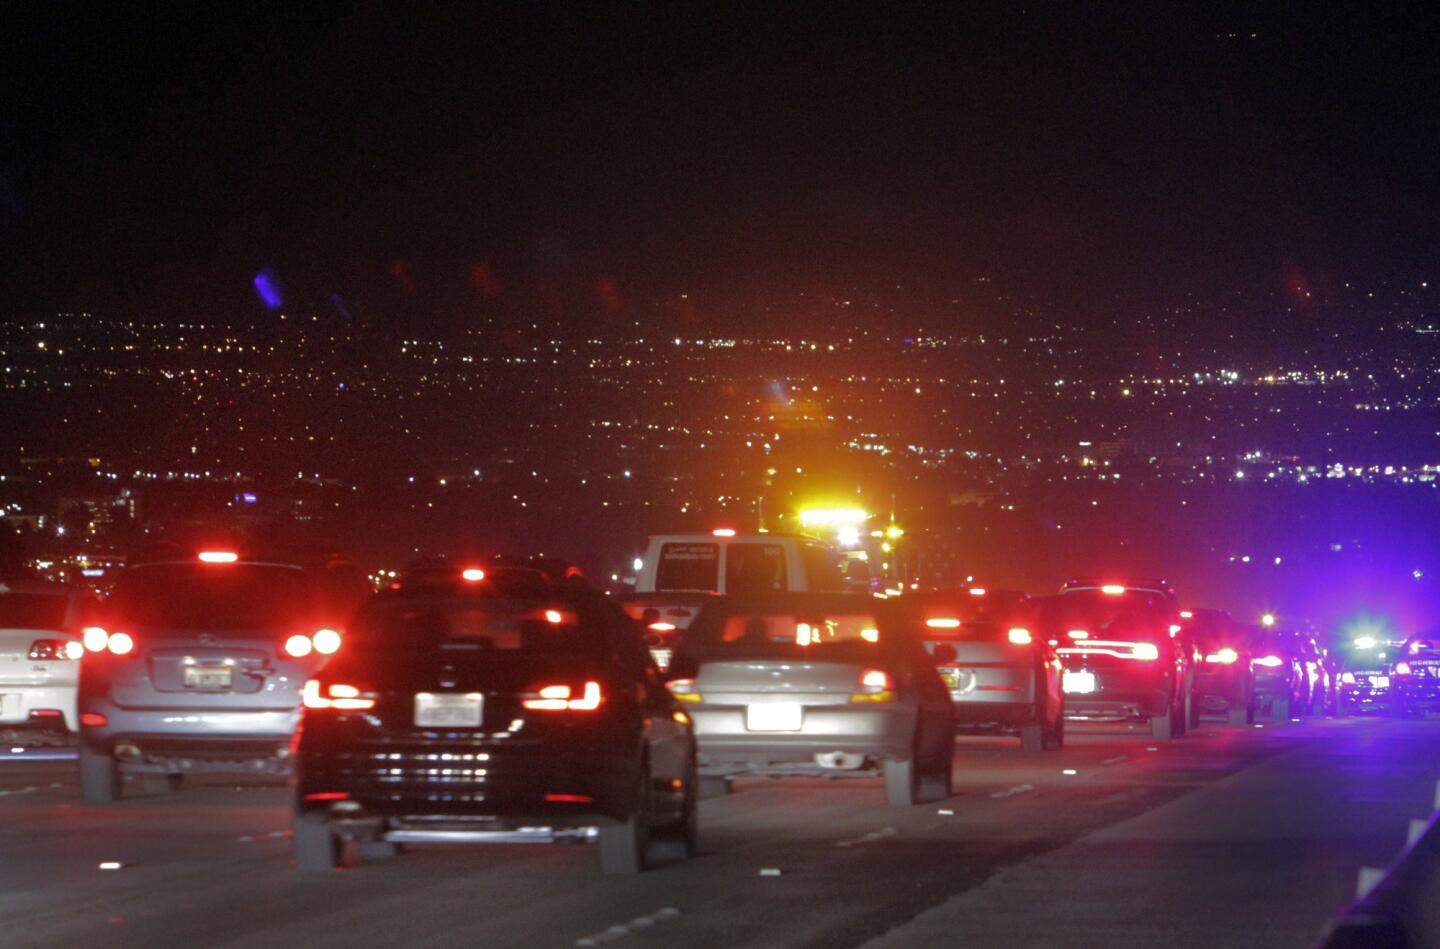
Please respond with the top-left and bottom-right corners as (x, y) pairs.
(0, 593), (68, 631)
(725, 543), (788, 594)
(655, 543), (720, 591)
(111, 565), (315, 633)
(1038, 593), (1167, 641)
(904, 592), (1029, 639)
(684, 608), (890, 661)
(349, 596), (603, 658)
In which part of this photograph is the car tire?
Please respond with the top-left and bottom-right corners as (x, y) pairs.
(599, 765), (651, 875)
(1271, 696), (1290, 721)
(917, 741), (953, 803)
(294, 812), (343, 872)
(1018, 723), (1044, 752)
(79, 746), (119, 804)
(698, 775), (732, 799)
(1043, 716), (1065, 750)
(1226, 704), (1249, 727)
(648, 760), (699, 864)
(1150, 711), (1174, 740)
(883, 755), (918, 806)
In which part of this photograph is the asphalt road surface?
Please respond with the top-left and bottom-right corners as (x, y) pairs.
(1, 714), (1436, 949)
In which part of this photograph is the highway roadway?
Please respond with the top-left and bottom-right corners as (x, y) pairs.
(1, 715), (1436, 948)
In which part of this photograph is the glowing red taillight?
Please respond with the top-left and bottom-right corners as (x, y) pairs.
(81, 712), (108, 728)
(1253, 655), (1284, 668)
(302, 680), (376, 710)
(28, 639), (84, 661)
(1007, 628), (1033, 645)
(1131, 642), (1159, 661)
(82, 626), (135, 655)
(284, 628), (343, 658)
(197, 550), (239, 564)
(522, 681), (602, 711)
(1395, 661), (1413, 676)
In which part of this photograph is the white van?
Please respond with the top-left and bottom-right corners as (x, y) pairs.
(624, 533), (847, 667)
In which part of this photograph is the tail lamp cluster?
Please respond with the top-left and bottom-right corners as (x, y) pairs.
(29, 639), (84, 661)
(283, 628), (343, 658)
(82, 626), (134, 656)
(302, 680), (375, 710)
(522, 681), (603, 711)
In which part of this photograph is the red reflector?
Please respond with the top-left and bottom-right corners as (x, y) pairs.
(80, 713), (108, 727)
(303, 792), (351, 801)
(28, 709), (64, 717)
(976, 685), (1023, 692)
(544, 793), (594, 803)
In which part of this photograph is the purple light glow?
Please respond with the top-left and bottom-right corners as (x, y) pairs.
(253, 270), (283, 309)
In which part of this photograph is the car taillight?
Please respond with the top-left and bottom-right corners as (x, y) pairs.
(926, 617), (961, 629)
(1101, 584), (1126, 595)
(1008, 628), (1033, 645)
(522, 681), (603, 711)
(1132, 642), (1160, 661)
(851, 668), (895, 703)
(1205, 648), (1239, 664)
(284, 628), (343, 658)
(666, 678), (702, 703)
(1168, 624), (1182, 638)
(302, 680), (376, 710)
(1395, 661), (1412, 676)
(461, 567), (486, 582)
(29, 639), (83, 661)
(1340, 672), (1356, 684)
(1253, 655), (1284, 668)
(649, 622), (677, 632)
(82, 626), (134, 655)
(81, 712), (108, 727)
(1067, 629), (1089, 639)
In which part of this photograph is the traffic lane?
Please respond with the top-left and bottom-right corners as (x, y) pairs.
(0, 719), (1295, 948)
(865, 716), (1438, 949)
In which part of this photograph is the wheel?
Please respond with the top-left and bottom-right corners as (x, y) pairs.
(1226, 704), (1250, 727)
(1043, 716), (1064, 750)
(294, 812), (346, 872)
(599, 765), (651, 875)
(1149, 710), (1174, 740)
(647, 759), (698, 864)
(1018, 723), (1044, 752)
(917, 743), (953, 803)
(79, 746), (119, 804)
(1271, 696), (1290, 721)
(698, 775), (732, 799)
(883, 755), (918, 806)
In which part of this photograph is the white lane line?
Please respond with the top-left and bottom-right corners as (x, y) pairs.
(575, 908), (681, 947)
(1101, 755), (1129, 765)
(990, 783), (1034, 799)
(835, 826), (897, 848)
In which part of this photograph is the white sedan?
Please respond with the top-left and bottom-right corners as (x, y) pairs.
(0, 584), (99, 735)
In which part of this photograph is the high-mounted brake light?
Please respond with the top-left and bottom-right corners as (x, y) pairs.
(861, 627), (880, 642)
(1179, 610), (1194, 619)
(1395, 661), (1412, 675)
(648, 622), (676, 632)
(852, 668), (896, 703)
(968, 587), (987, 596)
(666, 678), (702, 703)
(1067, 629), (1090, 639)
(1205, 648), (1239, 664)
(926, 618), (961, 629)
(1253, 655), (1283, 668)
(1101, 584), (1126, 595)
(712, 528), (737, 537)
(1340, 672), (1356, 684)
(198, 550), (238, 564)
(544, 609), (564, 625)
(1132, 642), (1160, 661)
(302, 680), (375, 710)
(1008, 628), (1033, 645)
(461, 567), (486, 582)
(522, 681), (603, 710)
(1168, 624), (1182, 637)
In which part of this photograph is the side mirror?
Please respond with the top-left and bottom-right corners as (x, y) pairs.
(933, 644), (958, 665)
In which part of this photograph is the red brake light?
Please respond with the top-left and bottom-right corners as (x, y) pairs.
(1067, 629), (1090, 639)
(461, 567), (486, 582)
(1007, 628), (1033, 645)
(1132, 642), (1160, 661)
(648, 622), (677, 632)
(29, 639), (83, 661)
(926, 617), (961, 629)
(106, 632), (135, 656)
(1253, 655), (1283, 668)
(1205, 648), (1239, 664)
(80, 712), (108, 728)
(1340, 671), (1356, 684)
(545, 793), (594, 803)
(284, 635), (314, 658)
(302, 680), (375, 710)
(1101, 584), (1126, 595)
(968, 587), (987, 596)
(850, 668), (896, 703)
(312, 628), (342, 654)
(1395, 661), (1413, 675)
(522, 681), (602, 711)
(197, 550), (238, 564)
(712, 528), (737, 537)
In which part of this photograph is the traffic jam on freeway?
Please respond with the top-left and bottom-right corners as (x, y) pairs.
(3, 531), (1438, 946)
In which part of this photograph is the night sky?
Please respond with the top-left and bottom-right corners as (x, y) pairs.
(4, 2), (1438, 327)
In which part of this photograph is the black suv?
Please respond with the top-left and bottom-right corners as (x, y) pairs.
(293, 566), (697, 874)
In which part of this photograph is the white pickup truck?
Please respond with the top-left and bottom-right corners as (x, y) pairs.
(623, 532), (848, 668)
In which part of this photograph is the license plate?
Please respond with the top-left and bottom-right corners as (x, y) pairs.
(415, 692), (483, 728)
(746, 703), (803, 732)
(183, 665), (233, 689)
(1371, 675), (1390, 688)
(1063, 670), (1097, 694)
(649, 647), (673, 670)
